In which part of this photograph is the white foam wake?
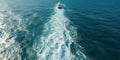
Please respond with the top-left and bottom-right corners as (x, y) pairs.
(33, 3), (79, 60)
(0, 2), (26, 60)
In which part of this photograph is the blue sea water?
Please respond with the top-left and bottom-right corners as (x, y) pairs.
(0, 0), (120, 60)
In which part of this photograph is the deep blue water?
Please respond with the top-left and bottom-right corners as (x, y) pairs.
(0, 0), (120, 60)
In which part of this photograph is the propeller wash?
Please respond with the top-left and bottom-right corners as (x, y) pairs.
(33, 3), (88, 60)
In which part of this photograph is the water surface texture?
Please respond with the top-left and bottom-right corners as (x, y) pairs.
(0, 0), (120, 60)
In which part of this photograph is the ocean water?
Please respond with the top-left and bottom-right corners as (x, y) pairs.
(0, 0), (120, 60)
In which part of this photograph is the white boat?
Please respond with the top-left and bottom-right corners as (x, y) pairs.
(57, 2), (62, 9)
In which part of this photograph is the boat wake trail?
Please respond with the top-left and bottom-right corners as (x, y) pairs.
(0, 2), (27, 60)
(0, 5), (21, 60)
(33, 3), (89, 60)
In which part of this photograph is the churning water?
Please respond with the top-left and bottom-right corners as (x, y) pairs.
(0, 0), (120, 60)
(33, 3), (88, 60)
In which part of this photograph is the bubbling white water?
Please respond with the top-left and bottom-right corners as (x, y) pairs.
(0, 3), (26, 60)
(33, 3), (83, 60)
